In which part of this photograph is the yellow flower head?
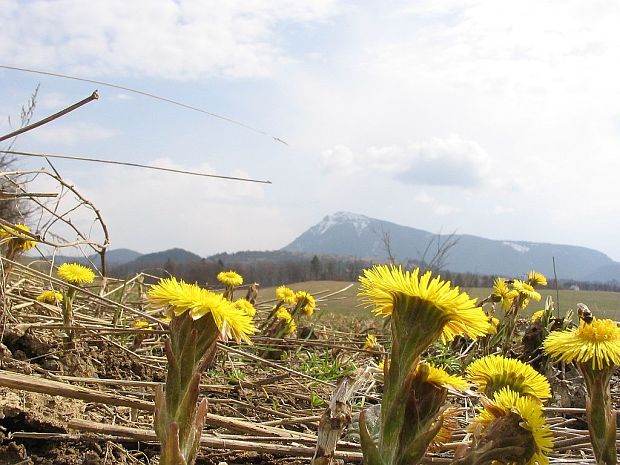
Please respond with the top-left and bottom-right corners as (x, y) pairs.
(544, 318), (620, 370)
(286, 318), (297, 335)
(57, 263), (95, 285)
(492, 277), (519, 310)
(530, 309), (545, 322)
(275, 306), (292, 323)
(36, 290), (63, 304)
(131, 320), (153, 331)
(527, 271), (548, 287)
(359, 265), (491, 342)
(234, 298), (256, 317)
(487, 316), (500, 334)
(474, 388), (553, 465)
(295, 290), (316, 316)
(513, 280), (542, 302)
(147, 277), (255, 343)
(0, 223), (36, 252)
(466, 355), (551, 402)
(276, 286), (297, 305)
(429, 406), (459, 452)
(147, 278), (201, 315)
(217, 270), (243, 287)
(364, 334), (379, 350)
(415, 362), (469, 391)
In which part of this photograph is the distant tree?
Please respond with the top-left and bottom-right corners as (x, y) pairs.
(310, 255), (321, 280)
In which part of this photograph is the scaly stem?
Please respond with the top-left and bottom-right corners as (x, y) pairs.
(581, 365), (617, 465)
(62, 288), (77, 343)
(155, 312), (219, 465)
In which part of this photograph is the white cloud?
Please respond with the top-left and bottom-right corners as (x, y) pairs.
(321, 134), (491, 188)
(29, 122), (116, 146)
(0, 0), (338, 79)
(77, 159), (281, 255)
(320, 145), (360, 176)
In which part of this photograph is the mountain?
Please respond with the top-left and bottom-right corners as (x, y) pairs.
(127, 248), (202, 268)
(104, 248), (143, 265)
(51, 248), (142, 268)
(283, 212), (620, 282)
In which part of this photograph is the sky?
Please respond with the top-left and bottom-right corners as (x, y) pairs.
(2, 0), (620, 260)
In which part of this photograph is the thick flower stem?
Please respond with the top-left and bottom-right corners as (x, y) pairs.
(62, 288), (77, 343)
(155, 312), (219, 465)
(582, 366), (617, 465)
(361, 296), (448, 465)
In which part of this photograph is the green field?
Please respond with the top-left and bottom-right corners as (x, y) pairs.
(259, 280), (620, 322)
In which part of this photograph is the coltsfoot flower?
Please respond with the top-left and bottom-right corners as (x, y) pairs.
(473, 387), (553, 465)
(57, 263), (95, 285)
(276, 286), (296, 304)
(544, 318), (620, 370)
(131, 320), (153, 330)
(36, 290), (63, 304)
(286, 319), (297, 335)
(429, 406), (459, 452)
(513, 280), (542, 302)
(275, 306), (292, 323)
(364, 334), (379, 350)
(234, 298), (256, 317)
(527, 271), (548, 287)
(217, 270), (243, 287)
(493, 277), (518, 310)
(359, 265), (491, 342)
(416, 362), (469, 392)
(0, 223), (36, 252)
(147, 277), (255, 343)
(295, 290), (316, 316)
(531, 309), (545, 322)
(466, 354), (551, 402)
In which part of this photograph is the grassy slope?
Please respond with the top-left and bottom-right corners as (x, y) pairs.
(258, 280), (620, 322)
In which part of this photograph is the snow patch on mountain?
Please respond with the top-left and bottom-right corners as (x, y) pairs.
(313, 212), (371, 236)
(503, 241), (530, 253)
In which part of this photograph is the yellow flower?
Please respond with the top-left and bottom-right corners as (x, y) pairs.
(217, 270), (243, 287)
(474, 388), (553, 465)
(275, 306), (292, 323)
(359, 265), (491, 342)
(147, 277), (255, 343)
(429, 406), (459, 452)
(493, 277), (519, 310)
(364, 334), (379, 350)
(131, 320), (153, 331)
(36, 290), (63, 304)
(0, 223), (36, 251)
(57, 263), (95, 285)
(416, 362), (469, 391)
(544, 318), (620, 370)
(487, 316), (500, 334)
(286, 319), (297, 335)
(527, 271), (548, 287)
(234, 298), (256, 317)
(466, 355), (551, 402)
(531, 309), (545, 322)
(295, 290), (316, 316)
(275, 286), (296, 305)
(147, 278), (201, 315)
(513, 280), (542, 302)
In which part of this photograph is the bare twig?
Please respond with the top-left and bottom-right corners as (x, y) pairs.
(0, 91), (99, 143)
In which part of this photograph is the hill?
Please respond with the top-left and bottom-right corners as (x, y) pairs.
(283, 212), (620, 282)
(50, 248), (142, 269)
